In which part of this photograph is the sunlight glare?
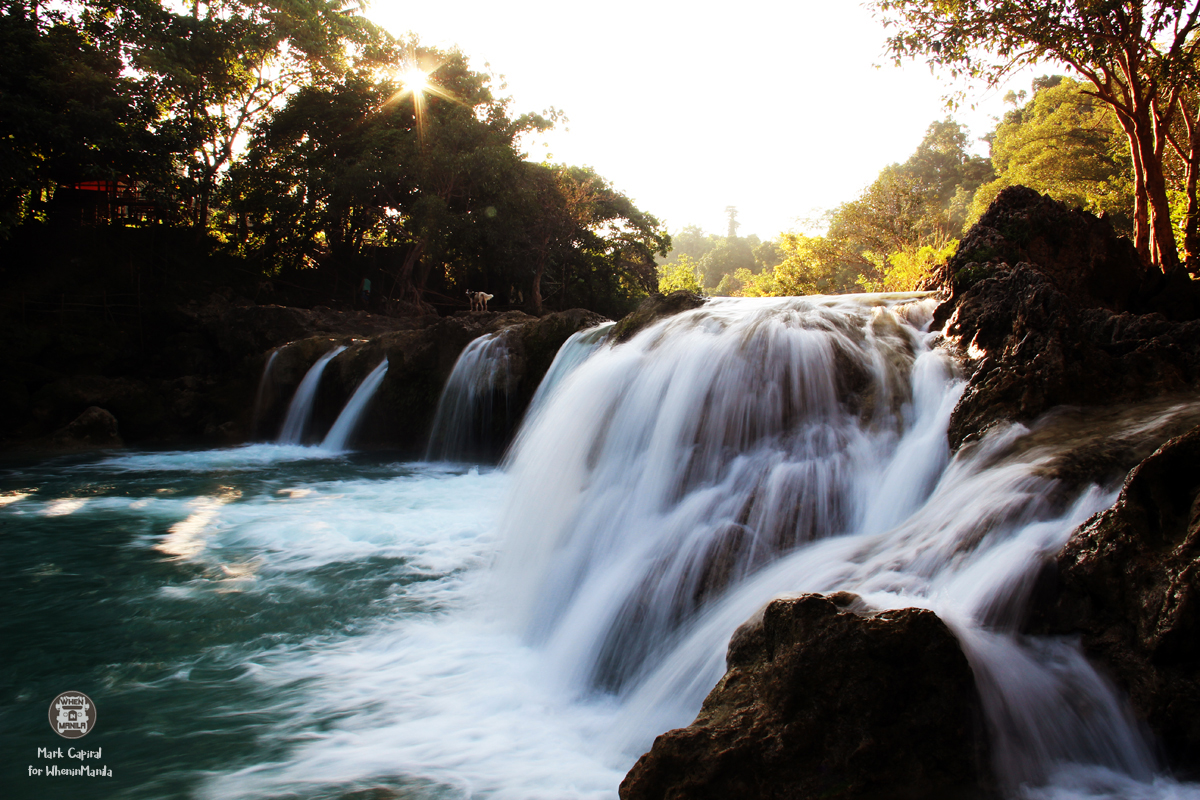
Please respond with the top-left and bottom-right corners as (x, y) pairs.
(400, 66), (430, 95)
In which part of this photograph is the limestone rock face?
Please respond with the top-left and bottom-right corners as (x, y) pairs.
(1029, 426), (1200, 767)
(620, 594), (993, 800)
(931, 187), (1200, 450)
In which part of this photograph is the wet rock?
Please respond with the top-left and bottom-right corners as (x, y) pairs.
(1029, 425), (1200, 768)
(620, 594), (994, 800)
(50, 406), (122, 449)
(932, 188), (1200, 450)
(30, 376), (171, 442)
(610, 291), (706, 344)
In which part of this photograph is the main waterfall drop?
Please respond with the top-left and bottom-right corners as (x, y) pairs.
(493, 294), (1185, 796)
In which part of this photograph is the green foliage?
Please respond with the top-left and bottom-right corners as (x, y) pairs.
(697, 237), (756, 289)
(658, 254), (703, 294)
(830, 119), (990, 257)
(871, 0), (1200, 273)
(968, 77), (1134, 231)
(856, 239), (958, 293)
(80, 0), (387, 227)
(0, 0), (667, 315)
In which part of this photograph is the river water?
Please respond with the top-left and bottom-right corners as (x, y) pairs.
(3, 295), (1200, 799)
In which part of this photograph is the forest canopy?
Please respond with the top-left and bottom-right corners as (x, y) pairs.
(0, 0), (668, 317)
(9, 0), (1199, 313)
(871, 0), (1200, 277)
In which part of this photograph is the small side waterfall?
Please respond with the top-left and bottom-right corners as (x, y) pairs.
(321, 359), (389, 452)
(493, 295), (1194, 796)
(277, 346), (346, 445)
(251, 348), (280, 438)
(426, 332), (515, 462)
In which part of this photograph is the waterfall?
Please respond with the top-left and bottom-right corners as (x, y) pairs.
(426, 332), (515, 462)
(521, 321), (615, 428)
(277, 345), (346, 445)
(251, 348), (280, 439)
(321, 359), (389, 452)
(494, 294), (1189, 795)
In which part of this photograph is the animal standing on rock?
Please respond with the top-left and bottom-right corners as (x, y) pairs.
(468, 291), (494, 312)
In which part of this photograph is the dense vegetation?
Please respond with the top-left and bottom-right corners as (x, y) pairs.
(874, 0), (1200, 277)
(662, 0), (1200, 297)
(6, 0), (1198, 315)
(0, 0), (668, 318)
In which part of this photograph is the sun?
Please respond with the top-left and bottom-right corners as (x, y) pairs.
(399, 66), (430, 95)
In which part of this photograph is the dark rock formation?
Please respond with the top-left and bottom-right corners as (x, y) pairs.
(1029, 426), (1200, 769)
(620, 594), (993, 800)
(256, 308), (608, 455)
(610, 290), (706, 344)
(932, 187), (1200, 450)
(941, 186), (1157, 314)
(50, 406), (122, 449)
(6, 290), (606, 452)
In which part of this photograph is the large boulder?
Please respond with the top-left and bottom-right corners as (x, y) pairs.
(50, 406), (123, 449)
(1029, 426), (1200, 768)
(939, 185), (1157, 314)
(620, 594), (993, 800)
(932, 187), (1200, 450)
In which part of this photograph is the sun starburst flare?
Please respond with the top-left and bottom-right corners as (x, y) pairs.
(382, 61), (462, 146)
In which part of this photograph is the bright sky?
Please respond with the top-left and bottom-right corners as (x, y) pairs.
(370, 0), (1033, 241)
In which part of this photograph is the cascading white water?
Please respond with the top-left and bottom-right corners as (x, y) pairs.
(321, 359), (389, 452)
(251, 348), (280, 438)
(493, 294), (1193, 797)
(426, 332), (515, 462)
(277, 345), (346, 445)
(521, 321), (616, 426)
(36, 292), (1192, 800)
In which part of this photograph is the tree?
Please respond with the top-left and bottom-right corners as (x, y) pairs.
(0, 1), (165, 232)
(228, 47), (666, 315)
(229, 47), (547, 305)
(970, 76), (1135, 230)
(872, 0), (1200, 273)
(658, 253), (703, 293)
(548, 165), (670, 315)
(724, 205), (740, 238)
(82, 0), (386, 229)
(697, 236), (755, 288)
(1165, 57), (1200, 269)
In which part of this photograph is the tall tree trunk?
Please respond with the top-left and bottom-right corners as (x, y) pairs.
(531, 226), (552, 316)
(1181, 101), (1200, 276)
(1119, 94), (1180, 273)
(1118, 114), (1152, 263)
(1139, 135), (1181, 273)
(389, 239), (426, 307)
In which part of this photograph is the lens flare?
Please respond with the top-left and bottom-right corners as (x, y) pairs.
(399, 66), (429, 95)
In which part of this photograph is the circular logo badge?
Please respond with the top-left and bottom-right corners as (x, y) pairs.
(49, 691), (96, 739)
